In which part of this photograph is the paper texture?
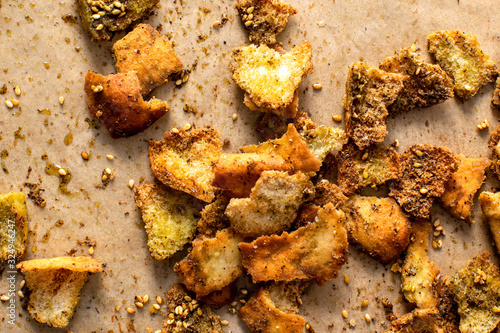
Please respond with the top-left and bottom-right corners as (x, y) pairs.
(1, 0), (499, 331)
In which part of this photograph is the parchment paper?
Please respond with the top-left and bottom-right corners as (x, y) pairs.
(1, 0), (500, 332)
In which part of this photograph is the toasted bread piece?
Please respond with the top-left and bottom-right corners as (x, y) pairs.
(112, 24), (183, 95)
(149, 127), (222, 203)
(492, 77), (500, 109)
(230, 42), (312, 117)
(427, 30), (498, 100)
(240, 203), (348, 284)
(449, 252), (500, 333)
(235, 0), (297, 44)
(255, 112), (290, 140)
(435, 277), (461, 333)
(197, 283), (235, 307)
(0, 192), (28, 263)
(85, 71), (168, 138)
(488, 125), (500, 179)
(300, 125), (348, 162)
(343, 62), (407, 149)
(76, 0), (159, 41)
(162, 284), (223, 333)
(389, 144), (458, 219)
(379, 44), (454, 113)
(17, 257), (103, 328)
(133, 181), (203, 260)
(311, 179), (349, 209)
(478, 191), (500, 254)
(239, 283), (306, 333)
(401, 220), (440, 308)
(197, 194), (231, 237)
(440, 155), (490, 222)
(337, 141), (401, 195)
(174, 228), (243, 297)
(383, 308), (440, 333)
(245, 89), (300, 119)
(225, 171), (314, 237)
(346, 195), (411, 264)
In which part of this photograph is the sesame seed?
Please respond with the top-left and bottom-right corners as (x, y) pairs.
(153, 303), (161, 310)
(20, 280), (25, 289)
(232, 113), (238, 121)
(239, 299), (246, 304)
(172, 128), (180, 134)
(433, 219), (441, 227)
(184, 295), (192, 302)
(437, 239), (443, 248)
(362, 170), (369, 179)
(393, 139), (399, 147)
(182, 75), (189, 83)
(105, 167), (112, 174)
(183, 123), (191, 131)
(135, 301), (144, 308)
(126, 307), (135, 314)
(165, 318), (174, 324)
(365, 314), (372, 323)
(81, 151), (89, 160)
(168, 313), (175, 319)
(175, 79), (182, 85)
(143, 295), (149, 303)
(246, 6), (254, 14)
(5, 100), (14, 108)
(228, 308), (236, 314)
(106, 154), (114, 160)
(247, 13), (254, 20)
(119, 12), (126, 17)
(493, 306), (500, 313)
(413, 162), (422, 168)
(221, 320), (229, 326)
(361, 299), (369, 307)
(95, 23), (104, 30)
(305, 323), (311, 330)
(182, 322), (188, 329)
(344, 275), (349, 284)
(240, 289), (248, 295)
(88, 246), (94, 255)
(420, 188), (428, 194)
(156, 296), (163, 304)
(11, 99), (19, 106)
(432, 240), (438, 249)
(14, 86), (21, 96)
(91, 6), (99, 12)
(175, 305), (183, 315)
(244, 20), (253, 26)
(0, 295), (10, 301)
(115, 305), (122, 312)
(313, 83), (322, 90)
(435, 226), (443, 231)
(92, 14), (101, 19)
(231, 301), (238, 307)
(415, 150), (423, 157)
(332, 115), (342, 122)
(112, 9), (121, 15)
(113, 1), (122, 7)
(18, 290), (24, 298)
(176, 321), (182, 328)
(213, 20), (220, 27)
(58, 168), (67, 176)
(102, 175), (108, 182)
(98, 11), (105, 16)
(348, 319), (356, 327)
(342, 310), (348, 319)
(128, 179), (135, 189)
(59, 96), (65, 104)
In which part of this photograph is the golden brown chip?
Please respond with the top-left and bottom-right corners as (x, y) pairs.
(174, 228), (243, 297)
(133, 181), (203, 260)
(488, 125), (500, 179)
(230, 42), (312, 117)
(311, 179), (349, 209)
(112, 23), (183, 95)
(401, 220), (440, 308)
(379, 44), (454, 113)
(346, 195), (411, 264)
(389, 144), (459, 219)
(235, 0), (297, 45)
(197, 283), (235, 307)
(337, 141), (401, 195)
(239, 203), (348, 284)
(478, 191), (500, 254)
(343, 62), (407, 150)
(85, 70), (168, 138)
(17, 257), (103, 328)
(196, 193), (231, 238)
(300, 125), (348, 162)
(440, 155), (491, 222)
(225, 171), (314, 237)
(245, 89), (300, 119)
(149, 127), (222, 203)
(492, 77), (500, 109)
(0, 191), (28, 263)
(449, 252), (500, 333)
(239, 283), (306, 333)
(382, 307), (440, 333)
(427, 30), (498, 100)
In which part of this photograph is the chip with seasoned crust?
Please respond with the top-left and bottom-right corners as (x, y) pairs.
(449, 252), (500, 333)
(435, 277), (461, 333)
(300, 125), (348, 162)
(379, 44), (454, 113)
(440, 155), (490, 222)
(478, 191), (500, 254)
(239, 203), (348, 284)
(174, 228), (244, 297)
(488, 125), (500, 179)
(337, 141), (401, 195)
(382, 307), (440, 333)
(401, 220), (440, 309)
(235, 0), (297, 45)
(197, 193), (231, 238)
(239, 282), (306, 333)
(492, 77), (500, 109)
(112, 23), (183, 95)
(133, 181), (204, 260)
(343, 62), (407, 150)
(0, 191), (28, 263)
(389, 144), (459, 219)
(225, 171), (314, 237)
(230, 42), (312, 118)
(346, 195), (411, 264)
(427, 30), (498, 100)
(149, 127), (222, 203)
(16, 256), (103, 328)
(311, 179), (349, 209)
(85, 70), (168, 138)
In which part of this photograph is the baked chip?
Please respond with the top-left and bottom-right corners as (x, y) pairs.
(380, 44), (454, 113)
(16, 256), (103, 328)
(225, 171), (314, 237)
(300, 125), (348, 162)
(449, 252), (500, 333)
(112, 23), (183, 95)
(0, 192), (28, 263)
(197, 194), (231, 237)
(174, 228), (243, 297)
(401, 220), (440, 309)
(85, 71), (168, 138)
(435, 277), (461, 333)
(337, 141), (401, 195)
(235, 0), (297, 44)
(346, 195), (411, 264)
(478, 191), (500, 253)
(492, 77), (500, 109)
(343, 62), (407, 149)
(311, 179), (349, 209)
(230, 42), (313, 118)
(149, 127), (222, 203)
(383, 308), (440, 333)
(239, 203), (348, 284)
(133, 181), (203, 260)
(488, 125), (500, 179)
(427, 30), (498, 100)
(389, 144), (459, 219)
(440, 155), (491, 222)
(162, 284), (223, 333)
(76, 0), (159, 41)
(239, 283), (306, 333)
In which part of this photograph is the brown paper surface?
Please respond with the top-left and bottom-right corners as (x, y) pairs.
(1, 0), (500, 332)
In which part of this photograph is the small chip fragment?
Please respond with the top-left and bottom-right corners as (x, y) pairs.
(299, 125), (348, 162)
(196, 194), (231, 238)
(0, 192), (28, 263)
(488, 125), (500, 180)
(382, 307), (440, 333)
(478, 192), (500, 254)
(427, 30), (498, 100)
(343, 62), (407, 149)
(492, 77), (500, 109)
